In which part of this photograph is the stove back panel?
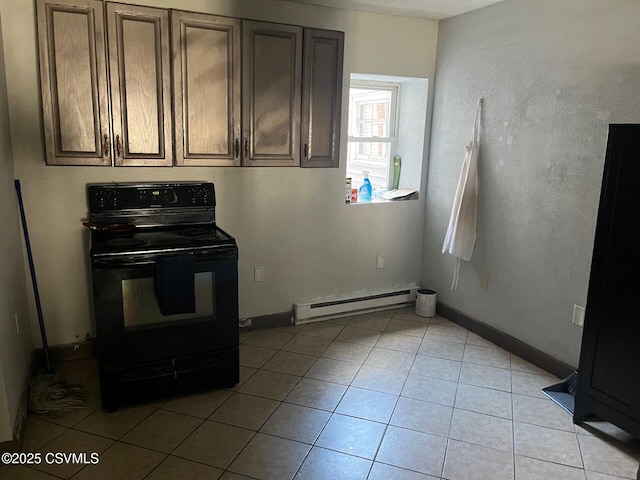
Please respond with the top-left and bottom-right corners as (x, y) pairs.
(88, 182), (215, 212)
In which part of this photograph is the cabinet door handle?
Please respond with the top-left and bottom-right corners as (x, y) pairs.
(304, 143), (308, 158)
(234, 138), (239, 158)
(244, 139), (249, 157)
(102, 134), (110, 157)
(115, 135), (122, 157)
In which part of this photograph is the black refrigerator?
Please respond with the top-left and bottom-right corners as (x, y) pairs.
(574, 124), (640, 439)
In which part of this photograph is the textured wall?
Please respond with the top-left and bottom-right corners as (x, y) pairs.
(423, 0), (640, 367)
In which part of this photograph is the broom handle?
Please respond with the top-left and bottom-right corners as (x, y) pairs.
(14, 179), (53, 373)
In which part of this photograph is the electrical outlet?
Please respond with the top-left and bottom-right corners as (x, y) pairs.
(376, 255), (384, 269)
(254, 267), (265, 282)
(480, 272), (489, 289)
(572, 304), (585, 327)
(14, 313), (19, 335)
(239, 318), (252, 327)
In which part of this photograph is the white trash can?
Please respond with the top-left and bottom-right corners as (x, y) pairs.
(416, 289), (436, 317)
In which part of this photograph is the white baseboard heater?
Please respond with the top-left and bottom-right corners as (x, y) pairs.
(294, 286), (420, 325)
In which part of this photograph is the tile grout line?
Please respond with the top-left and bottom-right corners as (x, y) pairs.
(366, 311), (420, 472)
(257, 317), (352, 480)
(297, 309), (409, 478)
(288, 316), (357, 479)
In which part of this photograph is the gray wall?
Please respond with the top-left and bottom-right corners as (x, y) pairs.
(0, 13), (32, 441)
(423, 0), (640, 367)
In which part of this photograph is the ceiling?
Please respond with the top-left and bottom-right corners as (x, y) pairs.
(280, 0), (505, 20)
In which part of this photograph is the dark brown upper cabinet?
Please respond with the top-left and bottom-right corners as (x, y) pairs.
(36, 0), (111, 165)
(106, 2), (172, 166)
(171, 11), (241, 167)
(301, 28), (344, 168)
(37, 1), (344, 168)
(37, 0), (172, 166)
(242, 21), (302, 167)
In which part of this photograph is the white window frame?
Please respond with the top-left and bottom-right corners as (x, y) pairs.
(347, 80), (400, 189)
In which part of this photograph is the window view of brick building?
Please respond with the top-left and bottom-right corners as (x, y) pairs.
(347, 83), (398, 189)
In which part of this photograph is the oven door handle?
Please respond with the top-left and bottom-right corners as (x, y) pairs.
(93, 258), (157, 267)
(92, 249), (237, 267)
(194, 247), (238, 259)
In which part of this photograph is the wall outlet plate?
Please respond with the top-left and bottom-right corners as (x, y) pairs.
(572, 304), (586, 327)
(479, 272), (489, 289)
(239, 318), (252, 327)
(254, 267), (265, 282)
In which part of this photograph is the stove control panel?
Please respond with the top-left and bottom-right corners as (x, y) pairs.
(88, 182), (216, 212)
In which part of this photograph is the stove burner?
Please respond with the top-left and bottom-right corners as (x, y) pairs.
(191, 233), (222, 242)
(176, 227), (213, 236)
(105, 237), (146, 247)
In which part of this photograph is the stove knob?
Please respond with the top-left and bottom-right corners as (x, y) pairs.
(94, 192), (104, 208)
(187, 186), (209, 205)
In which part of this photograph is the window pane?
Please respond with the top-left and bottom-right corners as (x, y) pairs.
(346, 141), (390, 189)
(349, 88), (393, 138)
(347, 82), (398, 191)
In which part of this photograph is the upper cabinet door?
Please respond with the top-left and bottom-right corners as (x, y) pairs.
(172, 11), (241, 167)
(106, 3), (172, 166)
(36, 0), (111, 166)
(301, 29), (344, 168)
(242, 21), (302, 167)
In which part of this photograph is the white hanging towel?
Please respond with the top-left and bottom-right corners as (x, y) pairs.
(442, 99), (481, 290)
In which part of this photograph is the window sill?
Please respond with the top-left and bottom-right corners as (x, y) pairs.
(347, 189), (419, 204)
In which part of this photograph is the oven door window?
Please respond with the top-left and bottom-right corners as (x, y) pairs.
(122, 272), (214, 331)
(92, 252), (238, 365)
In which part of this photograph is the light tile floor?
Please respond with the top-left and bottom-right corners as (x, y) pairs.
(2, 308), (639, 479)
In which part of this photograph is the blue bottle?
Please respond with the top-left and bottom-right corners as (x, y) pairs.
(359, 171), (372, 202)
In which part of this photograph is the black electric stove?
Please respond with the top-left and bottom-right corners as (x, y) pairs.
(87, 182), (239, 410)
